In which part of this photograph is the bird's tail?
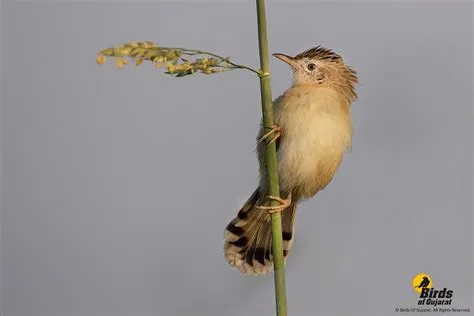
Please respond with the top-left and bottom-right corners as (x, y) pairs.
(224, 187), (297, 275)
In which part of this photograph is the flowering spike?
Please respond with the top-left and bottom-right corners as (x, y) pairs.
(96, 41), (260, 76)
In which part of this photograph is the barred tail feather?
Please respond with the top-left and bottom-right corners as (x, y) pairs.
(224, 188), (297, 276)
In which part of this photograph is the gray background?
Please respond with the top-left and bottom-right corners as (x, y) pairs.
(2, 1), (473, 316)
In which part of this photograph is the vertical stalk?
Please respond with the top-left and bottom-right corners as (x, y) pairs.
(255, 1), (288, 316)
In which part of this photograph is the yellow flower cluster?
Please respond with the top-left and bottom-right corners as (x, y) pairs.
(96, 41), (233, 77)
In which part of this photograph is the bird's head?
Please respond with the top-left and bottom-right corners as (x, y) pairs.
(272, 46), (359, 102)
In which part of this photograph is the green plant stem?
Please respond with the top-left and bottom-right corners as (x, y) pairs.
(255, 1), (288, 316)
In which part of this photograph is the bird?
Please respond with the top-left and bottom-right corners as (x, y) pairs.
(223, 46), (359, 276)
(415, 277), (431, 288)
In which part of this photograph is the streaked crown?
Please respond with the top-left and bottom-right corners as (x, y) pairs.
(273, 45), (358, 103)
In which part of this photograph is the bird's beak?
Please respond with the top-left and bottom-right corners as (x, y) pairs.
(272, 53), (297, 68)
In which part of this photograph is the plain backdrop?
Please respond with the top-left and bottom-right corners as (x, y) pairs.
(2, 1), (473, 316)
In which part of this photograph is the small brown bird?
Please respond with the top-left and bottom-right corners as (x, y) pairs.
(224, 46), (359, 275)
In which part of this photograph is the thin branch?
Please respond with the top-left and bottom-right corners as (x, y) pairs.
(255, 0), (288, 316)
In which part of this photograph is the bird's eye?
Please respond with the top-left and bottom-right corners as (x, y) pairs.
(307, 63), (316, 71)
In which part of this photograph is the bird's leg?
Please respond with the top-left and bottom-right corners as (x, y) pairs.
(259, 125), (281, 145)
(256, 191), (292, 214)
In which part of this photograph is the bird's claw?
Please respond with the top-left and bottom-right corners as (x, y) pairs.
(259, 125), (281, 145)
(256, 192), (292, 214)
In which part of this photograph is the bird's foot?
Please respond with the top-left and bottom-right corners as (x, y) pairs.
(259, 125), (281, 145)
(256, 192), (292, 214)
